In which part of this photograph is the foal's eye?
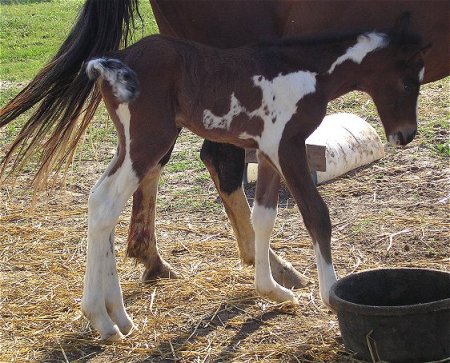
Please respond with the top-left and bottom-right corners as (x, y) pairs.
(403, 79), (419, 92)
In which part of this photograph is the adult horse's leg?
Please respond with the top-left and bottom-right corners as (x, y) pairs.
(279, 140), (337, 306)
(126, 140), (180, 281)
(252, 154), (298, 303)
(200, 142), (253, 260)
(200, 140), (309, 289)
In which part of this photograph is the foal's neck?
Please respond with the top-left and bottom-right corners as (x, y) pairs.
(267, 32), (388, 100)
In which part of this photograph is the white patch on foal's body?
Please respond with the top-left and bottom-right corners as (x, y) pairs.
(327, 32), (388, 74)
(252, 202), (298, 303)
(203, 93), (243, 130)
(82, 103), (139, 340)
(313, 243), (337, 307)
(203, 71), (317, 170)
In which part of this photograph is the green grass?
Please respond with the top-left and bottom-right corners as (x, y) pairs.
(0, 0), (157, 84)
(0, 1), (84, 82)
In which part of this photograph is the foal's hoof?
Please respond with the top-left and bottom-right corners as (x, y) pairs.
(269, 250), (310, 289)
(142, 260), (179, 282)
(102, 326), (125, 342)
(99, 320), (136, 341)
(119, 319), (137, 336)
(257, 284), (299, 305)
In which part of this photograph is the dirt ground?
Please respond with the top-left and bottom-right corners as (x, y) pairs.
(0, 80), (448, 362)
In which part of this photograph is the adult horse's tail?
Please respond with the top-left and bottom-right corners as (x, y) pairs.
(0, 0), (140, 186)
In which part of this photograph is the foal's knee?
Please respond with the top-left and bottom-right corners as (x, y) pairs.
(304, 199), (331, 242)
(251, 202), (276, 235)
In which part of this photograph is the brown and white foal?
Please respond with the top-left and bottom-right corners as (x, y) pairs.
(84, 28), (424, 339)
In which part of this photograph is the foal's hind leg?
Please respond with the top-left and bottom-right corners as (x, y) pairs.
(200, 140), (308, 289)
(279, 141), (337, 306)
(127, 145), (179, 282)
(82, 150), (140, 340)
(82, 100), (178, 340)
(252, 155), (298, 303)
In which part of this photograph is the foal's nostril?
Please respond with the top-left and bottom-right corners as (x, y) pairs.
(396, 129), (417, 146)
(404, 128), (417, 144)
(389, 128), (417, 146)
(397, 131), (405, 145)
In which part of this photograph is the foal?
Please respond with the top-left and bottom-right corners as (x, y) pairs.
(84, 27), (424, 339)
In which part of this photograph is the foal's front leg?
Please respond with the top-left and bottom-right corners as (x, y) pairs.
(279, 141), (337, 306)
(200, 140), (308, 289)
(252, 155), (298, 304)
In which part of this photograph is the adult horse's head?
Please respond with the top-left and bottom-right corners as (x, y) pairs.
(360, 15), (427, 146)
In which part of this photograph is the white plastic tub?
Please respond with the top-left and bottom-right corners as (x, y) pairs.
(307, 113), (384, 184)
(245, 113), (384, 184)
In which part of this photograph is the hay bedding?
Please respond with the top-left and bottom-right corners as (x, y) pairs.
(0, 82), (448, 362)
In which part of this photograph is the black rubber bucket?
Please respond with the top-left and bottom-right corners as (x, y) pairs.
(329, 268), (450, 362)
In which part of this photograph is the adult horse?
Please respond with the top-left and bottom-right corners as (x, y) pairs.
(0, 0), (448, 325)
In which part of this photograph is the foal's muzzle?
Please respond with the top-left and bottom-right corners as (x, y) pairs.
(388, 128), (417, 146)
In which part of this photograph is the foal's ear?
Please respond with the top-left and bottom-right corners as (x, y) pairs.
(393, 12), (411, 36)
(390, 12), (424, 60)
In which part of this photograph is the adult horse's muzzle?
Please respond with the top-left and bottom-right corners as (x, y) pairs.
(388, 127), (417, 146)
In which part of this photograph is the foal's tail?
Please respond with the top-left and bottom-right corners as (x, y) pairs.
(86, 58), (140, 103)
(0, 0), (141, 187)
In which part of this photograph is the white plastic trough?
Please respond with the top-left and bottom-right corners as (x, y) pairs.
(245, 113), (385, 185)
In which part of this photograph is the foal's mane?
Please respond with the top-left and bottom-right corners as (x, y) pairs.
(255, 27), (422, 50)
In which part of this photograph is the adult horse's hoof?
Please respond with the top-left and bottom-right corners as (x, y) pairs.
(142, 259), (179, 282)
(269, 250), (310, 289)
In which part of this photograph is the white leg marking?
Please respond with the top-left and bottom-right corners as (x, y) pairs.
(327, 32), (388, 74)
(203, 71), (317, 172)
(252, 202), (298, 304)
(313, 243), (337, 307)
(82, 104), (139, 340)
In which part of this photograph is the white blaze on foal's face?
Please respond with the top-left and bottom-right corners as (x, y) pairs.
(418, 67), (425, 83)
(202, 71), (317, 170)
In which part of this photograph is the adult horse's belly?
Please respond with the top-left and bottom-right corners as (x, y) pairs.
(151, 0), (449, 84)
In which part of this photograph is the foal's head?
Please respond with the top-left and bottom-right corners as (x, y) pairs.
(357, 17), (426, 146)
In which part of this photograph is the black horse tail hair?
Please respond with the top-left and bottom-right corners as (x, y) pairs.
(0, 0), (141, 188)
(86, 58), (140, 103)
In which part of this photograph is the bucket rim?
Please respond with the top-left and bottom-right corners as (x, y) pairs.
(329, 267), (450, 316)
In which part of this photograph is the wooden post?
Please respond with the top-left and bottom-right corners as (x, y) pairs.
(244, 143), (326, 172)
